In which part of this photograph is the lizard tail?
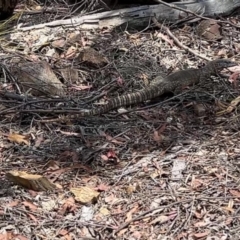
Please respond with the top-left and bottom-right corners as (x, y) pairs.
(84, 85), (164, 116)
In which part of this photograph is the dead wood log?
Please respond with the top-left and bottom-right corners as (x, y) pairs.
(19, 0), (240, 31)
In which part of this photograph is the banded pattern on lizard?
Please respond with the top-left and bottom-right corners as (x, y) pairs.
(41, 59), (237, 122)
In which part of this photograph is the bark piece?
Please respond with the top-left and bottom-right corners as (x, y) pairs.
(6, 171), (56, 192)
(78, 48), (108, 68)
(12, 61), (65, 97)
(196, 19), (222, 40)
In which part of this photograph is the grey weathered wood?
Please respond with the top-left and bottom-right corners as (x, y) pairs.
(19, 0), (240, 31)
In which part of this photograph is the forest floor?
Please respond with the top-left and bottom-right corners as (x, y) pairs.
(0, 1), (240, 240)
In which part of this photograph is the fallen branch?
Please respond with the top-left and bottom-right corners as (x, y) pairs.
(17, 0), (240, 31)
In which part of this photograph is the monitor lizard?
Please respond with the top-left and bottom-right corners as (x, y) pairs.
(39, 59), (237, 122)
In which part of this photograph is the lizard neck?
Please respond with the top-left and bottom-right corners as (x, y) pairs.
(201, 62), (218, 77)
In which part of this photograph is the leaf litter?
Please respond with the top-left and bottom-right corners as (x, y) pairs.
(0, 2), (240, 239)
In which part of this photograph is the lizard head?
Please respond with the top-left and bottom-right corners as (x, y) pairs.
(210, 59), (237, 74)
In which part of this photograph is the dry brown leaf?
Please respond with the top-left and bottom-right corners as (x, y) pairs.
(22, 201), (38, 211)
(0, 209), (4, 215)
(153, 123), (168, 144)
(63, 46), (77, 59)
(59, 150), (80, 162)
(156, 32), (173, 46)
(42, 200), (56, 211)
(70, 187), (100, 204)
(6, 171), (56, 191)
(217, 96), (240, 115)
(194, 211), (203, 219)
(158, 123), (167, 134)
(125, 205), (139, 222)
(150, 215), (170, 225)
(229, 189), (240, 198)
(112, 205), (123, 215)
(43, 160), (60, 171)
(217, 48), (227, 57)
(178, 187), (190, 192)
(116, 76), (124, 86)
(225, 217), (233, 225)
(58, 197), (76, 215)
(228, 65), (240, 72)
(107, 150), (118, 159)
(101, 150), (120, 163)
(8, 133), (31, 146)
(101, 154), (109, 161)
(193, 103), (206, 116)
(132, 231), (142, 239)
(78, 48), (108, 68)
(176, 232), (188, 240)
(12, 235), (28, 240)
(128, 34), (140, 40)
(28, 190), (39, 197)
(28, 54), (40, 61)
(58, 130), (81, 136)
(0, 232), (8, 240)
(193, 231), (210, 238)
(191, 178), (204, 189)
(58, 229), (69, 236)
(7, 200), (20, 208)
(95, 183), (110, 192)
(64, 234), (71, 240)
(104, 194), (119, 204)
(34, 134), (44, 147)
(68, 84), (93, 91)
(150, 171), (160, 179)
(229, 72), (240, 85)
(28, 213), (38, 223)
(153, 130), (163, 143)
(67, 32), (82, 45)
(117, 228), (128, 237)
(194, 221), (209, 227)
(52, 39), (66, 48)
(60, 68), (78, 84)
(104, 133), (124, 145)
(222, 206), (234, 213)
(126, 185), (136, 195)
(99, 207), (110, 216)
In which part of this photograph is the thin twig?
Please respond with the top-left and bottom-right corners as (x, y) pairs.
(0, 64), (22, 94)
(152, 16), (211, 61)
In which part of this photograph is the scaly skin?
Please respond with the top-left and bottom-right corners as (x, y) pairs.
(40, 59), (237, 122)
